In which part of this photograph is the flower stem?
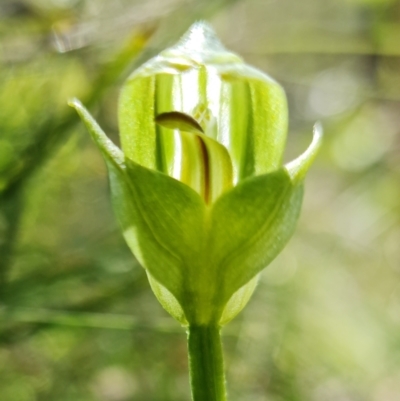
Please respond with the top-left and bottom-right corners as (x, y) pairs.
(187, 325), (227, 401)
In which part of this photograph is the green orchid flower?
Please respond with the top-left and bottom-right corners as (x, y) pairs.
(69, 21), (321, 401)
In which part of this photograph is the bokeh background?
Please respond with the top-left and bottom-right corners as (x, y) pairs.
(1, 0), (400, 400)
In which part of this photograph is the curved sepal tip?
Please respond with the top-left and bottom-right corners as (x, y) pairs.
(68, 98), (125, 170)
(285, 122), (323, 184)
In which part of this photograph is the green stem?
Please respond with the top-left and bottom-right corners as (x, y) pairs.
(187, 325), (227, 401)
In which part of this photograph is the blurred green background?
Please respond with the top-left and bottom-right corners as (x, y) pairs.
(1, 0), (400, 400)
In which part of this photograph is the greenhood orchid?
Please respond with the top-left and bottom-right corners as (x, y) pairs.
(69, 22), (322, 328)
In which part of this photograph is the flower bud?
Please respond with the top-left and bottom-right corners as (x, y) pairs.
(69, 22), (322, 326)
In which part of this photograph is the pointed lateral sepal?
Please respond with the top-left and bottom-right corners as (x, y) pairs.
(208, 169), (303, 309)
(70, 98), (207, 323)
(285, 122), (323, 184)
(68, 98), (125, 169)
(120, 158), (206, 302)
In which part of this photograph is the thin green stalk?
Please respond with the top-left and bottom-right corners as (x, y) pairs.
(187, 325), (227, 401)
